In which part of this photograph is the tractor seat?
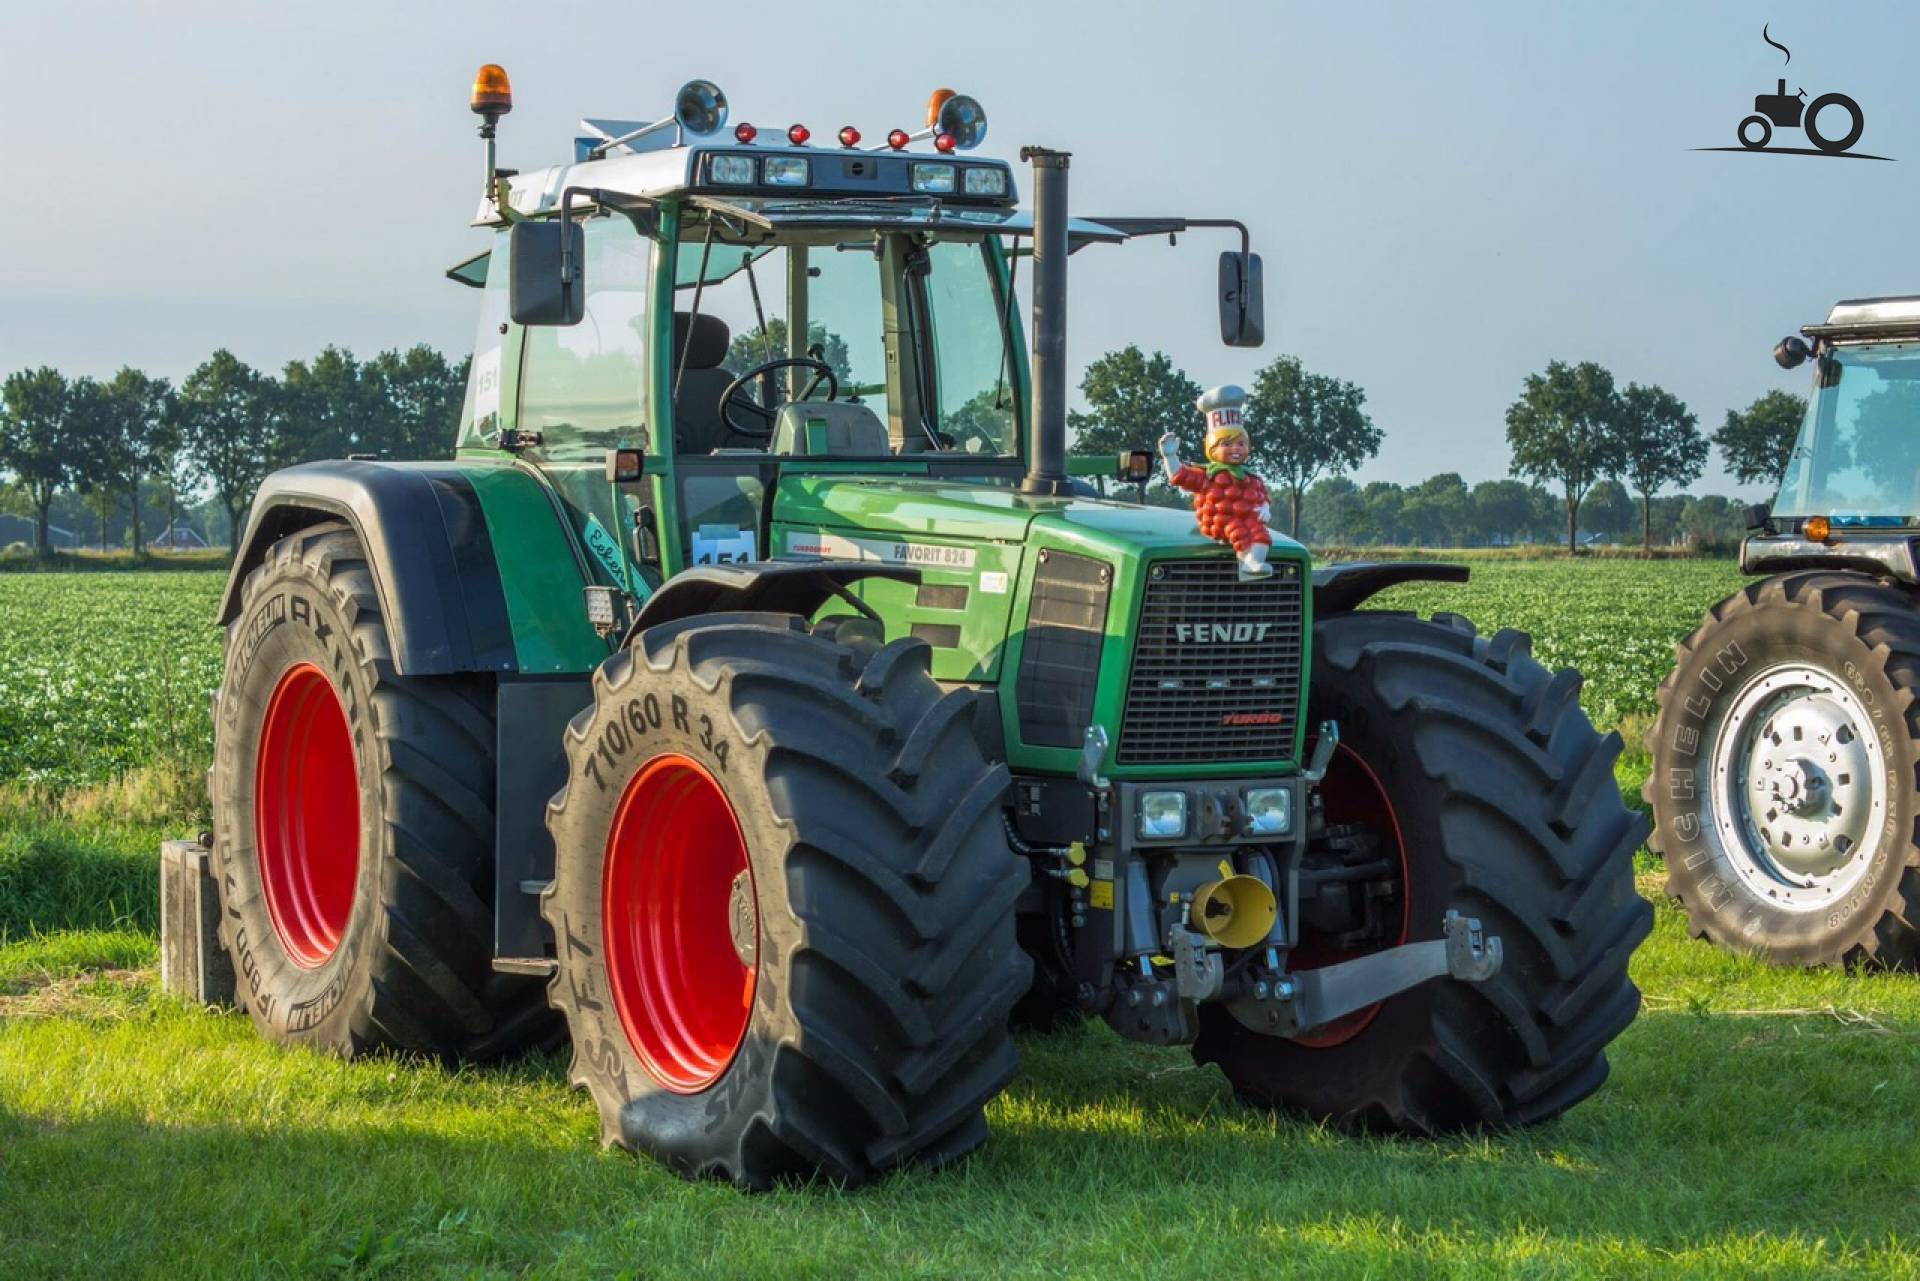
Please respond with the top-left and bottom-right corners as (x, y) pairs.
(670, 312), (764, 455)
(769, 401), (890, 457)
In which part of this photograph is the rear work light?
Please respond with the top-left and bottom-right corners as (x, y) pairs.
(910, 162), (956, 193)
(764, 156), (810, 186)
(962, 166), (1007, 196)
(709, 154), (755, 185)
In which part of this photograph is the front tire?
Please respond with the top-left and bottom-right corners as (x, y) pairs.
(1195, 611), (1650, 1132)
(209, 522), (552, 1059)
(1647, 572), (1920, 966)
(542, 614), (1029, 1189)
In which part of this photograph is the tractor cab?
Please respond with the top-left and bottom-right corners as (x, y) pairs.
(450, 80), (1264, 599)
(1745, 296), (1920, 580)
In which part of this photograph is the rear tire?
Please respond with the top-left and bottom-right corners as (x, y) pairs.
(209, 521), (553, 1059)
(542, 614), (1029, 1188)
(1647, 572), (1920, 967)
(1804, 93), (1864, 153)
(1194, 611), (1650, 1132)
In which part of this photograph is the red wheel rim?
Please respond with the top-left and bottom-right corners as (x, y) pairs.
(603, 753), (757, 1094)
(1292, 743), (1411, 1048)
(253, 662), (361, 968)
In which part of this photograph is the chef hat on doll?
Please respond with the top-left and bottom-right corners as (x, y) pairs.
(1196, 384), (1248, 455)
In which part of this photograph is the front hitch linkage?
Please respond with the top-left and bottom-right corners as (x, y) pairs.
(1226, 910), (1503, 1038)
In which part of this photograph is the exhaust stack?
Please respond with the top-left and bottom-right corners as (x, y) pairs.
(1019, 146), (1072, 496)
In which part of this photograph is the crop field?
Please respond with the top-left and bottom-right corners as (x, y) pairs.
(7, 558), (1920, 1279)
(0, 572), (225, 787)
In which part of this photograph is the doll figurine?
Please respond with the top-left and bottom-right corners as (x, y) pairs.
(1158, 385), (1273, 578)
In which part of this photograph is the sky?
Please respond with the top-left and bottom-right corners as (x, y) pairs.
(4, 0), (1916, 495)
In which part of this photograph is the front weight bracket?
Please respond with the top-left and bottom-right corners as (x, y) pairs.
(1225, 910), (1502, 1038)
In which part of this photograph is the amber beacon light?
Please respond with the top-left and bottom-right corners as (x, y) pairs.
(471, 64), (513, 122)
(471, 64), (513, 200)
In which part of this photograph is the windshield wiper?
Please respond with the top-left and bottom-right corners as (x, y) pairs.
(673, 219), (718, 403)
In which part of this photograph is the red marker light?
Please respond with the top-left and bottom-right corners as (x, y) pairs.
(934, 132), (957, 154)
(787, 123), (811, 145)
(734, 122), (757, 143)
(838, 125), (861, 148)
(887, 128), (910, 151)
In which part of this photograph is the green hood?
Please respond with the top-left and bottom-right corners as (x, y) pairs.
(773, 475), (1303, 557)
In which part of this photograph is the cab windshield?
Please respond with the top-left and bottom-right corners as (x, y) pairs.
(669, 220), (1021, 457)
(1775, 342), (1920, 525)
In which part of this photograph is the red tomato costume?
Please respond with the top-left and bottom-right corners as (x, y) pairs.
(1159, 384), (1274, 577)
(1168, 463), (1271, 555)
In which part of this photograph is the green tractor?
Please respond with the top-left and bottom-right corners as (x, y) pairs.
(194, 69), (1650, 1188)
(1650, 296), (1920, 967)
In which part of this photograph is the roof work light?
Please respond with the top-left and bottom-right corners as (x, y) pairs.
(584, 79), (729, 159)
(873, 91), (988, 153)
(673, 80), (728, 136)
(930, 91), (987, 149)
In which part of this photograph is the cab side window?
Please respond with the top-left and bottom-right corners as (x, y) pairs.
(456, 232), (511, 451)
(518, 217), (652, 458)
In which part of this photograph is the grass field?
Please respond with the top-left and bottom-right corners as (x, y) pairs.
(6, 559), (1920, 1279)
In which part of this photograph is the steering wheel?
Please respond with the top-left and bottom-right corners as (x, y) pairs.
(718, 357), (839, 438)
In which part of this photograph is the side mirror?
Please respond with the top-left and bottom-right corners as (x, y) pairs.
(1743, 501), (1773, 532)
(1219, 250), (1265, 348)
(1116, 449), (1155, 484)
(1774, 335), (1810, 369)
(510, 221), (586, 326)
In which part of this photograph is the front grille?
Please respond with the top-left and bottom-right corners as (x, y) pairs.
(1118, 558), (1304, 764)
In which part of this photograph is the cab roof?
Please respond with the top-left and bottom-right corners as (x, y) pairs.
(1805, 295), (1920, 342)
(473, 140), (1019, 227)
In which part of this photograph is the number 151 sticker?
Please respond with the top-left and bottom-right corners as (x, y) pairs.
(692, 525), (758, 565)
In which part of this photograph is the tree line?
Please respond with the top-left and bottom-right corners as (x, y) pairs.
(1286, 474), (1753, 551)
(4, 337), (1808, 557)
(0, 346), (467, 554)
(1071, 345), (1808, 554)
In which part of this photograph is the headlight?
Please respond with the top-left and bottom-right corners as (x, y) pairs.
(764, 156), (810, 186)
(910, 162), (956, 193)
(1244, 787), (1291, 836)
(709, 154), (755, 185)
(962, 166), (1007, 196)
(1138, 790), (1189, 840)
